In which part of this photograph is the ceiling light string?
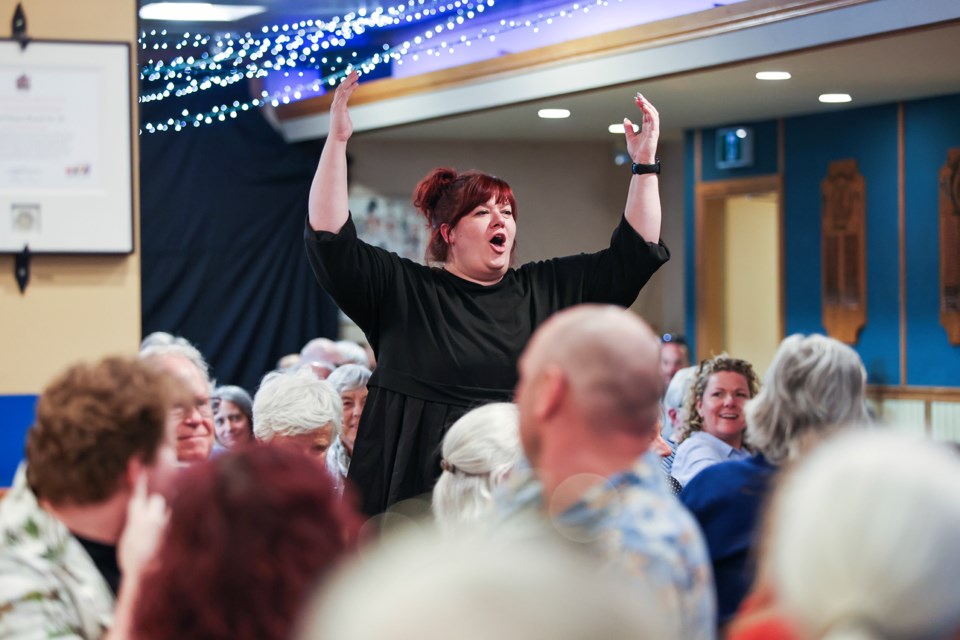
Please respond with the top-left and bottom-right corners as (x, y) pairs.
(141, 25), (436, 133)
(140, 0), (621, 133)
(138, 0), (476, 77)
(216, 0), (614, 105)
(393, 0), (618, 67)
(142, 31), (422, 133)
(139, 0), (494, 105)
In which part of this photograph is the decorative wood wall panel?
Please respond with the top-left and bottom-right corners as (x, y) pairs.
(940, 148), (960, 344)
(822, 159), (866, 344)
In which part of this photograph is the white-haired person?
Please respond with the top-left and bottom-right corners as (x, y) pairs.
(680, 334), (869, 627)
(661, 365), (695, 443)
(336, 340), (371, 368)
(253, 367), (342, 461)
(432, 403), (522, 530)
(140, 340), (217, 465)
(729, 431), (960, 640)
(325, 364), (372, 496)
(294, 526), (669, 640)
(660, 364), (696, 474)
(300, 337), (341, 379)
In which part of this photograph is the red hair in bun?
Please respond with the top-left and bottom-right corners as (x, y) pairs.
(412, 167), (518, 263)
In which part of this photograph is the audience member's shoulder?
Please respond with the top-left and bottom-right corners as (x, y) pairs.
(680, 455), (771, 506)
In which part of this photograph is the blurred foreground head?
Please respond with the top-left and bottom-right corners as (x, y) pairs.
(27, 356), (183, 507)
(133, 445), (361, 640)
(770, 430), (960, 640)
(295, 525), (667, 640)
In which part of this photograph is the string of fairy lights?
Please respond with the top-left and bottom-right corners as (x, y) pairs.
(138, 0), (471, 103)
(139, 0), (621, 134)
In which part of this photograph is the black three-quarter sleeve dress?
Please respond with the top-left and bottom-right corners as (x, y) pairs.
(305, 214), (669, 515)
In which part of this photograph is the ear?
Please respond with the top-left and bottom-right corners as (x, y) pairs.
(668, 407), (678, 424)
(534, 365), (567, 420)
(123, 456), (145, 493)
(439, 223), (453, 245)
(696, 397), (704, 418)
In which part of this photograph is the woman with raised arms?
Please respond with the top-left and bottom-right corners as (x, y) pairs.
(306, 70), (669, 514)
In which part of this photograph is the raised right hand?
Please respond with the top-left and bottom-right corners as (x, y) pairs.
(118, 473), (169, 581)
(330, 70), (359, 143)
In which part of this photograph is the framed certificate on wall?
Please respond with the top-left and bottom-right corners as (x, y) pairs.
(0, 39), (133, 254)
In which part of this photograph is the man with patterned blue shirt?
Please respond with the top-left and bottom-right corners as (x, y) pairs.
(504, 304), (717, 640)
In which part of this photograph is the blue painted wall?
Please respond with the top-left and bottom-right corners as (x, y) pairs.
(783, 104), (901, 384)
(904, 94), (960, 386)
(685, 93), (960, 387)
(0, 395), (36, 486)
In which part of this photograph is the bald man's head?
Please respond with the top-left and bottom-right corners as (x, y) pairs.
(516, 306), (663, 461)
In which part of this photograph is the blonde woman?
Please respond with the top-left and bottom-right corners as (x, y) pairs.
(671, 355), (760, 487)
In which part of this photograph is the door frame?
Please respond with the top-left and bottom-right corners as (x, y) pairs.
(694, 172), (785, 362)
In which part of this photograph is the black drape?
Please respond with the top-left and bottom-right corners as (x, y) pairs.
(140, 84), (339, 393)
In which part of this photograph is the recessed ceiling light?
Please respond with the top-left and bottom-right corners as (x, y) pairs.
(608, 123), (639, 134)
(538, 108), (571, 119)
(819, 93), (852, 103)
(139, 2), (267, 22)
(756, 71), (791, 81)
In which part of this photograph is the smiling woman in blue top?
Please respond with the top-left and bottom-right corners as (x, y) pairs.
(671, 355), (761, 487)
(305, 70), (670, 515)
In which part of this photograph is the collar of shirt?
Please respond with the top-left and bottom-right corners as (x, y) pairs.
(556, 454), (668, 527)
(687, 430), (748, 460)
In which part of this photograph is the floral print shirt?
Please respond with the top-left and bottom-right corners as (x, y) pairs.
(499, 453), (717, 640)
(0, 465), (115, 639)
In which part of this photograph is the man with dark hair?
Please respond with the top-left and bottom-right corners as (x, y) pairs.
(0, 357), (182, 638)
(660, 333), (690, 389)
(502, 305), (716, 640)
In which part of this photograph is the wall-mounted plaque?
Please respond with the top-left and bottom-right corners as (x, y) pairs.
(940, 148), (960, 344)
(0, 39), (132, 254)
(822, 159), (866, 344)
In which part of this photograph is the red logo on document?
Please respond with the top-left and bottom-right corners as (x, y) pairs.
(66, 164), (91, 176)
(16, 74), (30, 91)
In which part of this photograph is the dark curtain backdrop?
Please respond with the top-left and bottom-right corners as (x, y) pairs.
(140, 84), (339, 393)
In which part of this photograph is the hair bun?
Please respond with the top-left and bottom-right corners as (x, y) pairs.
(413, 167), (459, 225)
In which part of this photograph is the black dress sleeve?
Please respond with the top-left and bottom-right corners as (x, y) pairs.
(521, 215), (670, 308)
(304, 213), (401, 339)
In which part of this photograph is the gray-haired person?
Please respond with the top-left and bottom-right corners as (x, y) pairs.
(212, 385), (254, 449)
(253, 367), (342, 461)
(141, 341), (216, 464)
(680, 333), (870, 623)
(432, 402), (521, 530)
(325, 364), (371, 496)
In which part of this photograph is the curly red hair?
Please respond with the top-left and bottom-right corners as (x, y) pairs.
(413, 167), (518, 263)
(132, 446), (361, 640)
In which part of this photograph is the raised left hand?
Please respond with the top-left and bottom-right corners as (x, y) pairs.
(623, 93), (660, 166)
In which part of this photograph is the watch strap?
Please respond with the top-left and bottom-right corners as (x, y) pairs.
(631, 159), (661, 175)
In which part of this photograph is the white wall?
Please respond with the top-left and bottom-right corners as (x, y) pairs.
(347, 135), (686, 332)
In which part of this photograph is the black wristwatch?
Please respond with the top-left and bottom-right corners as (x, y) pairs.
(631, 159), (661, 175)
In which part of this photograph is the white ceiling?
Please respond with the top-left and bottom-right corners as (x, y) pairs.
(355, 19), (960, 143)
